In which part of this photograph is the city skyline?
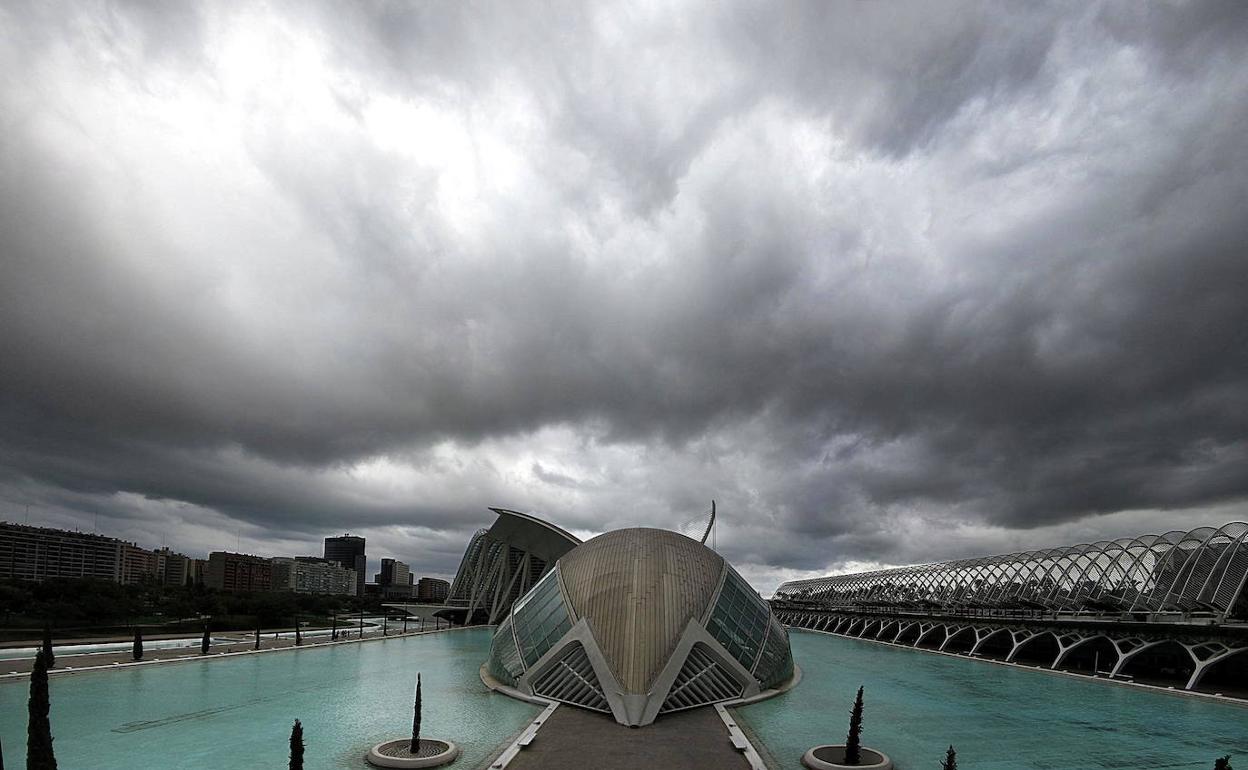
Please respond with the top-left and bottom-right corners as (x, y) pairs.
(0, 518), (449, 589)
(2, 1), (1247, 597)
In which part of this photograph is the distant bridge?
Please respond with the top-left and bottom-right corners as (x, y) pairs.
(379, 602), (454, 618)
(771, 523), (1248, 697)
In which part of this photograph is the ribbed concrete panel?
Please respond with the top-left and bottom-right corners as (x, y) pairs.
(558, 528), (724, 693)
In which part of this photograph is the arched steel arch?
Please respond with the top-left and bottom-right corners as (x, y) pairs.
(444, 508), (582, 625)
(773, 523), (1248, 620)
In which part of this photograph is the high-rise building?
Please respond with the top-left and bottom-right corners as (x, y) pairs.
(154, 547), (195, 587)
(416, 577), (450, 603)
(272, 557), (356, 595)
(377, 558), (410, 588)
(0, 521), (127, 583)
(120, 543), (161, 585)
(204, 551), (272, 593)
(324, 534), (366, 596)
(375, 558), (412, 599)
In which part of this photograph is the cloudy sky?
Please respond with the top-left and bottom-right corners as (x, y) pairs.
(2, 1), (1246, 594)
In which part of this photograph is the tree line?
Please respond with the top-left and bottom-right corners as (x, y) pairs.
(0, 577), (381, 633)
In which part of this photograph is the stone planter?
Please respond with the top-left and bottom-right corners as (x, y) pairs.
(801, 744), (892, 770)
(366, 738), (459, 768)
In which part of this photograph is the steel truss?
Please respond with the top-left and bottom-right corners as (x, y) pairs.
(774, 523), (1248, 620)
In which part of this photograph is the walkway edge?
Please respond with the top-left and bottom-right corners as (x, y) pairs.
(488, 700), (560, 769)
(0, 626), (472, 681)
(715, 703), (768, 770)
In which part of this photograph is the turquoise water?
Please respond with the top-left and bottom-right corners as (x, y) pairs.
(736, 630), (1248, 770)
(0, 628), (536, 769)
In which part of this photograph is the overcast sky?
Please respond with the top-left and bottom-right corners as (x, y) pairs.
(2, 1), (1246, 594)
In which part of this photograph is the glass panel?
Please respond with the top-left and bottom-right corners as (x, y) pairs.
(511, 567), (572, 669)
(706, 568), (770, 672)
(488, 615), (524, 686)
(751, 615), (794, 689)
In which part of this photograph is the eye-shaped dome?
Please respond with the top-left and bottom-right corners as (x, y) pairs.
(484, 528), (796, 726)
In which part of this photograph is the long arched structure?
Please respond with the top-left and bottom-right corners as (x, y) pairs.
(774, 523), (1248, 621)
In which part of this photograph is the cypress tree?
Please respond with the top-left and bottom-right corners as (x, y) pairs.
(294, 616), (302, 647)
(844, 685), (864, 766)
(27, 650), (57, 770)
(41, 623), (54, 669)
(132, 628), (143, 662)
(201, 624), (210, 655)
(289, 719), (304, 770)
(331, 614), (338, 641)
(942, 745), (958, 770)
(409, 673), (422, 753)
(255, 624), (261, 651)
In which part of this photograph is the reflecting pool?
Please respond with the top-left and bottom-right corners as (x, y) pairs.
(736, 630), (1248, 769)
(0, 628), (536, 769)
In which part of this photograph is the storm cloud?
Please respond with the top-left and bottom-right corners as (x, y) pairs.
(2, 0), (1246, 592)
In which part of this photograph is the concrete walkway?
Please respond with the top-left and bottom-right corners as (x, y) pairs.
(0, 626), (440, 677)
(504, 705), (752, 770)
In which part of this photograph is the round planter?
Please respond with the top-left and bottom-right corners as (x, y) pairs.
(801, 744), (892, 770)
(366, 738), (460, 768)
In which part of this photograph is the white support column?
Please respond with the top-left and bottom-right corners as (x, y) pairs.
(1049, 632), (1092, 669)
(894, 621), (916, 644)
(969, 627), (1011, 656)
(1185, 644), (1247, 690)
(1004, 630), (1047, 663)
(938, 625), (969, 652)
(1109, 639), (1166, 678)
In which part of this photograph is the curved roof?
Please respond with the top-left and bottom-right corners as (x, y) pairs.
(773, 522), (1248, 618)
(558, 528), (725, 692)
(485, 507), (581, 562)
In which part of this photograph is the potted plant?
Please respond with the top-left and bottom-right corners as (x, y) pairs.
(800, 686), (892, 769)
(366, 673), (460, 768)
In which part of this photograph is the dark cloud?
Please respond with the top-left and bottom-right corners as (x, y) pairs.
(1, 0), (1246, 591)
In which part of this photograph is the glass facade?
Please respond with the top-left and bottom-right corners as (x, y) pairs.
(487, 615), (524, 686)
(510, 567), (573, 669)
(483, 530), (796, 723)
(751, 615), (794, 688)
(706, 567), (770, 672)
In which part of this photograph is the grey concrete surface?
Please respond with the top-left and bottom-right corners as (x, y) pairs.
(505, 704), (751, 770)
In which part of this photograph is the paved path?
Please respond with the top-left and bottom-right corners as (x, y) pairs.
(504, 705), (751, 770)
(0, 627), (437, 677)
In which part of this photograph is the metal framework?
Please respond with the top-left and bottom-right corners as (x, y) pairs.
(444, 508), (581, 625)
(774, 523), (1248, 620)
